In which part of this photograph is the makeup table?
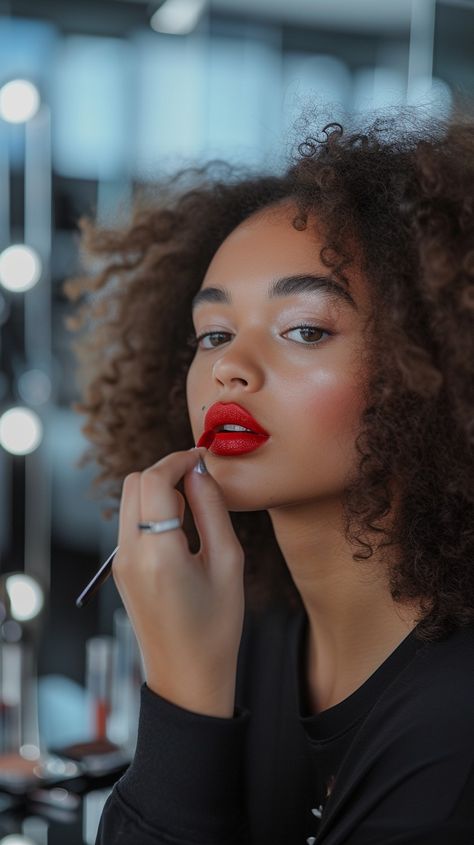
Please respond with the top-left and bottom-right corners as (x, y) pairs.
(0, 749), (128, 844)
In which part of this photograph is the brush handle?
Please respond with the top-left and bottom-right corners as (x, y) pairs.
(76, 545), (119, 608)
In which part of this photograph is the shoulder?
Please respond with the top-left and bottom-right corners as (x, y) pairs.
(376, 623), (474, 744)
(335, 624), (474, 805)
(410, 623), (474, 697)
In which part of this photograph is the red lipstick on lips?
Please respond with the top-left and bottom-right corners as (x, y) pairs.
(197, 402), (270, 456)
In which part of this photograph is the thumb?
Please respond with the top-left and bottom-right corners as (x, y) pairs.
(183, 453), (243, 572)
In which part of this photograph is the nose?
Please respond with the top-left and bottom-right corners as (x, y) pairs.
(211, 341), (264, 392)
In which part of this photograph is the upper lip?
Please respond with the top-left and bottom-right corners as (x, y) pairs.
(203, 402), (269, 436)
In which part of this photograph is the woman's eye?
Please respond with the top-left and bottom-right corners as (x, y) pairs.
(190, 325), (332, 350)
(193, 331), (232, 349)
(283, 325), (331, 345)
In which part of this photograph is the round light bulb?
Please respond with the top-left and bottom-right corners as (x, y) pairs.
(20, 743), (41, 760)
(0, 407), (43, 455)
(0, 79), (40, 123)
(5, 574), (44, 622)
(0, 245), (42, 292)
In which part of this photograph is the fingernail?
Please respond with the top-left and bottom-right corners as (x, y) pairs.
(194, 456), (208, 475)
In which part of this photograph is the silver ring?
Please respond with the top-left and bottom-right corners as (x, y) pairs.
(137, 517), (181, 533)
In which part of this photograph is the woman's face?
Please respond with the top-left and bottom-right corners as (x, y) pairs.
(186, 200), (372, 513)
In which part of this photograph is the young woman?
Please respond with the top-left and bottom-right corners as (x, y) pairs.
(64, 109), (474, 844)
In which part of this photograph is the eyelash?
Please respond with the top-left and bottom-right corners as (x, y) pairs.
(187, 324), (333, 350)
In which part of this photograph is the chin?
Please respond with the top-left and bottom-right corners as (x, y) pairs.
(222, 494), (265, 513)
(217, 487), (284, 513)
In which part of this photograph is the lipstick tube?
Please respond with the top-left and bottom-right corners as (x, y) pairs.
(85, 636), (114, 742)
(107, 609), (144, 754)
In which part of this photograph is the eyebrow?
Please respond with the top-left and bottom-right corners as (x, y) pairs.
(191, 273), (357, 313)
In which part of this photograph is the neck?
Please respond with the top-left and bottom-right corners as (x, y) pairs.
(268, 498), (422, 713)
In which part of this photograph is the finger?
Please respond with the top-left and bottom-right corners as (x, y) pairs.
(183, 457), (243, 573)
(140, 447), (207, 521)
(175, 489), (186, 525)
(115, 471), (141, 571)
(138, 448), (207, 552)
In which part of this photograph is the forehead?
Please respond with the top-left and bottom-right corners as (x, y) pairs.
(203, 203), (314, 285)
(202, 200), (369, 309)
(209, 200), (315, 259)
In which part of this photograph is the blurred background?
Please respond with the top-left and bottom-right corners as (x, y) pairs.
(0, 0), (472, 841)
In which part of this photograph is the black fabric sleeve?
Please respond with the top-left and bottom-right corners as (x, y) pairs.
(95, 683), (251, 845)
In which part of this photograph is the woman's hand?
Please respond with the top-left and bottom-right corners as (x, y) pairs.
(112, 447), (246, 719)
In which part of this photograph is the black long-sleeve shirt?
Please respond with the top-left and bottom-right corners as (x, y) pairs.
(96, 602), (474, 844)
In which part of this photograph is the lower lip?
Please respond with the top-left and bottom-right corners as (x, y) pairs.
(197, 431), (269, 456)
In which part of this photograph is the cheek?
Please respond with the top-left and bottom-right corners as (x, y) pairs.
(185, 366), (196, 421)
(185, 361), (203, 434)
(302, 373), (365, 439)
(287, 375), (366, 489)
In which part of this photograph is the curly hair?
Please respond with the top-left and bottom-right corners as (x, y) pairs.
(63, 106), (474, 643)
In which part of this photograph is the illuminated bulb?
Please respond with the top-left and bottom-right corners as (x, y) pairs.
(5, 574), (44, 622)
(150, 0), (207, 35)
(20, 743), (41, 760)
(0, 407), (43, 455)
(0, 245), (42, 292)
(0, 836), (36, 845)
(0, 79), (40, 123)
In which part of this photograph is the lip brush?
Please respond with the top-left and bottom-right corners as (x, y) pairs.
(76, 545), (119, 608)
(76, 445), (207, 608)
